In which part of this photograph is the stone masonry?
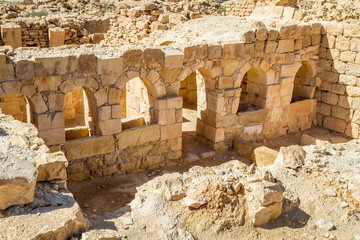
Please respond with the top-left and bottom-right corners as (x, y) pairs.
(0, 6), (360, 181)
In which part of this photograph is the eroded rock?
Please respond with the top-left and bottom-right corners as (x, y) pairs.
(275, 145), (306, 169)
(0, 154), (37, 210)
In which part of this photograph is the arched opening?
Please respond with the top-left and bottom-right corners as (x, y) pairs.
(180, 70), (206, 133)
(63, 86), (93, 141)
(0, 93), (33, 123)
(238, 67), (267, 113)
(291, 62), (315, 103)
(120, 77), (151, 130)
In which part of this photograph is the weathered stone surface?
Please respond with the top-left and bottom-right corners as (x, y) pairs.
(32, 152), (68, 181)
(248, 181), (284, 206)
(64, 135), (115, 160)
(0, 184), (89, 240)
(253, 146), (279, 167)
(275, 145), (306, 169)
(0, 154), (37, 210)
(248, 199), (283, 227)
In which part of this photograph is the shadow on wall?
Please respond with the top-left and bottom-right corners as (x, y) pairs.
(316, 24), (358, 138)
(0, 92), (34, 124)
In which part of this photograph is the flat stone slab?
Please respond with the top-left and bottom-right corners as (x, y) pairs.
(0, 183), (89, 240)
(0, 154), (37, 210)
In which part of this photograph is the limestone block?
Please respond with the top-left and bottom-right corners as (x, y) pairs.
(39, 128), (66, 146)
(340, 51), (356, 63)
(35, 56), (70, 76)
(123, 49), (142, 67)
(338, 96), (351, 109)
(265, 41), (277, 53)
(280, 64), (299, 77)
(0, 154), (37, 210)
(65, 135), (115, 160)
(331, 84), (346, 95)
(325, 23), (343, 36)
(144, 48), (165, 64)
(117, 124), (160, 149)
(0, 63), (15, 80)
(277, 39), (294, 53)
(78, 54), (97, 74)
(335, 36), (349, 51)
(222, 43), (243, 60)
(34, 75), (61, 92)
(249, 181), (283, 206)
(275, 145), (306, 169)
(252, 146), (278, 167)
(144, 154), (165, 167)
(221, 60), (239, 76)
(343, 24), (360, 38)
(0, 186), (89, 238)
(161, 123), (182, 140)
(256, 28), (268, 41)
(323, 116), (346, 133)
(317, 102), (331, 116)
(331, 105), (349, 120)
(157, 109), (176, 125)
(233, 139), (256, 159)
(346, 63), (360, 77)
(218, 76), (233, 89)
(268, 30), (279, 40)
(49, 28), (65, 47)
(248, 199), (282, 227)
(97, 57), (123, 74)
(1, 23), (22, 49)
(238, 109), (268, 125)
(32, 152), (68, 181)
(98, 118), (122, 135)
(204, 124), (224, 142)
(164, 49), (184, 68)
(208, 45), (222, 59)
(322, 92), (339, 105)
(167, 96), (183, 109)
(15, 59), (35, 81)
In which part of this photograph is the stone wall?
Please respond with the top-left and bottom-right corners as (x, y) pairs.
(0, 17), (93, 48)
(0, 19), (326, 181)
(315, 22), (360, 138)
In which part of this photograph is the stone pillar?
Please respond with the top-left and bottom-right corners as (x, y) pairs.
(48, 28), (65, 47)
(1, 24), (22, 49)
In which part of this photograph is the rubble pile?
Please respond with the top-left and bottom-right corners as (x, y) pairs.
(297, 0), (360, 23)
(0, 112), (88, 239)
(103, 0), (220, 45)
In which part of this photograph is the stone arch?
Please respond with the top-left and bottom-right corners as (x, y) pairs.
(63, 86), (96, 140)
(237, 67), (267, 112)
(119, 75), (155, 130)
(291, 61), (317, 103)
(0, 92), (34, 124)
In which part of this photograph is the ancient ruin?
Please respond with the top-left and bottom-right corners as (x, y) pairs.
(0, 0), (359, 239)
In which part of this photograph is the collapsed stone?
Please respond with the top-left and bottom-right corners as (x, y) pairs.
(275, 145), (306, 169)
(0, 153), (37, 210)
